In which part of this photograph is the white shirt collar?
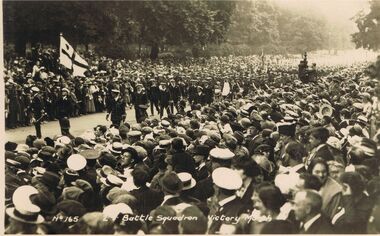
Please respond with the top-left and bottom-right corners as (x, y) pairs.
(218, 195), (236, 207)
(303, 213), (321, 231)
(198, 162), (206, 169)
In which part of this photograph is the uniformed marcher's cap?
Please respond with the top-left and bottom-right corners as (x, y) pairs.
(31, 87), (40, 92)
(141, 127), (153, 134)
(100, 174), (124, 187)
(212, 167), (242, 190)
(209, 147), (234, 160)
(80, 149), (100, 160)
(159, 139), (171, 147)
(127, 130), (142, 137)
(67, 154), (87, 171)
(56, 136), (71, 146)
(109, 142), (123, 154)
(161, 120), (171, 127)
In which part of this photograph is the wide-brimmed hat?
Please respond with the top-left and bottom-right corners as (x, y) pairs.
(96, 165), (118, 179)
(100, 174), (124, 187)
(108, 142), (123, 155)
(6, 206), (44, 224)
(177, 172), (196, 190)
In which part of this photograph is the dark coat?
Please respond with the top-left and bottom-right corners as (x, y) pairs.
(161, 196), (185, 206)
(238, 180), (255, 212)
(169, 85), (181, 102)
(194, 176), (214, 202)
(171, 151), (197, 177)
(303, 214), (335, 234)
(133, 91), (148, 108)
(148, 86), (160, 101)
(107, 97), (126, 122)
(56, 97), (73, 119)
(208, 197), (245, 234)
(204, 86), (214, 104)
(188, 86), (197, 100)
(333, 194), (373, 234)
(195, 163), (209, 182)
(130, 186), (164, 215)
(159, 88), (170, 106)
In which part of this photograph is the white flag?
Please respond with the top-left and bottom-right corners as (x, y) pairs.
(60, 34), (88, 77)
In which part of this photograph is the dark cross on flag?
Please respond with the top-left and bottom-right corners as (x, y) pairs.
(61, 44), (88, 71)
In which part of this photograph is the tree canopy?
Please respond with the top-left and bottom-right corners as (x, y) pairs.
(4, 1), (236, 59)
(4, 0), (344, 58)
(352, 0), (380, 51)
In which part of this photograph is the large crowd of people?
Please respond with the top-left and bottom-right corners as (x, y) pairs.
(4, 47), (380, 234)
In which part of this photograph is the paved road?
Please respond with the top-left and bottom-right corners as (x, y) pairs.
(5, 107), (162, 143)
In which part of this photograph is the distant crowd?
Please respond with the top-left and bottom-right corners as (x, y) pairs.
(4, 46), (380, 234)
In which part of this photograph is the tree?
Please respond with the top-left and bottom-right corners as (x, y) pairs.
(227, 0), (279, 48)
(352, 0), (380, 50)
(4, 1), (118, 56)
(277, 10), (328, 53)
(130, 0), (235, 59)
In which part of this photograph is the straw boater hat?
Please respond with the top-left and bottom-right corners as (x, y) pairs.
(177, 172), (196, 190)
(6, 185), (44, 224)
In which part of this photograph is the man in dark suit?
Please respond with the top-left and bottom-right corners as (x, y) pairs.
(106, 89), (126, 128)
(130, 168), (163, 215)
(293, 190), (335, 234)
(160, 172), (185, 206)
(208, 167), (244, 234)
(132, 84), (149, 123)
(30, 87), (45, 138)
(188, 80), (197, 105)
(56, 88), (73, 136)
(168, 78), (180, 114)
(192, 145), (211, 181)
(158, 83), (171, 118)
(147, 79), (160, 116)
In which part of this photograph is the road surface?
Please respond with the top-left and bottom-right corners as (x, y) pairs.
(5, 107), (161, 143)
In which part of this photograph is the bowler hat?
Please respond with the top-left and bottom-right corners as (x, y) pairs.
(161, 172), (183, 194)
(38, 171), (60, 189)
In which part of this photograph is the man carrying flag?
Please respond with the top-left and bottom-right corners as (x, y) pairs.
(59, 33), (89, 77)
(58, 34), (89, 133)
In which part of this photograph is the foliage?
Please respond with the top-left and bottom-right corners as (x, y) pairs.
(4, 1), (236, 58)
(227, 1), (328, 54)
(352, 0), (380, 50)
(4, 0), (338, 58)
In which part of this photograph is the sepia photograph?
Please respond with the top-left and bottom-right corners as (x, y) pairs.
(2, 0), (380, 234)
